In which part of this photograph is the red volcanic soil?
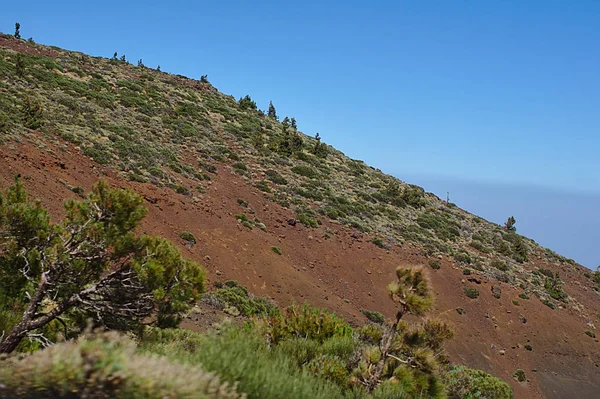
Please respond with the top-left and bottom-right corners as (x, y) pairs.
(1, 137), (599, 398)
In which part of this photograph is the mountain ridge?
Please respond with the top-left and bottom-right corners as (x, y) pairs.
(0, 32), (599, 398)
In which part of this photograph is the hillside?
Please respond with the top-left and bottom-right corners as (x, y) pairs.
(0, 33), (599, 398)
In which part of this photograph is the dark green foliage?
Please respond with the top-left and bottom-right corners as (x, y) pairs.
(265, 304), (352, 344)
(428, 260), (441, 270)
(462, 268), (472, 275)
(524, 344), (533, 351)
(444, 365), (514, 399)
(232, 162), (248, 171)
(312, 133), (328, 158)
(505, 216), (516, 232)
(265, 169), (288, 185)
(519, 292), (529, 300)
(371, 237), (388, 249)
(204, 282), (279, 317)
(21, 96), (44, 129)
(544, 273), (568, 302)
(15, 53), (25, 77)
(271, 246), (282, 255)
(15, 22), (21, 39)
(417, 210), (461, 242)
(200, 74), (209, 83)
(454, 251), (472, 264)
(291, 164), (319, 179)
(360, 309), (385, 324)
(541, 299), (556, 309)
(584, 330), (596, 338)
(179, 231), (196, 245)
(267, 100), (277, 120)
(513, 369), (526, 383)
(239, 95), (257, 110)
(456, 307), (466, 315)
(297, 212), (319, 228)
(469, 239), (490, 253)
(490, 259), (509, 271)
(464, 287), (480, 299)
(0, 179), (205, 353)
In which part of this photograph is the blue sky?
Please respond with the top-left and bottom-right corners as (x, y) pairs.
(1, 1), (599, 266)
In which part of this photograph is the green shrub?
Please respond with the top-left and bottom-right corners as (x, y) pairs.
(360, 309), (385, 324)
(371, 237), (388, 249)
(140, 327), (344, 399)
(512, 299), (520, 306)
(469, 240), (490, 253)
(541, 299), (556, 309)
(417, 211), (460, 242)
(179, 231), (196, 245)
(265, 169), (287, 185)
(490, 259), (509, 271)
(297, 213), (319, 228)
(265, 304), (352, 344)
(462, 269), (472, 275)
(271, 246), (282, 255)
(585, 330), (596, 338)
(524, 344), (533, 351)
(428, 260), (441, 270)
(0, 332), (243, 399)
(513, 369), (526, 382)
(454, 251), (472, 264)
(519, 292), (529, 300)
(456, 307), (466, 315)
(291, 165), (319, 179)
(464, 287), (479, 299)
(203, 283), (279, 317)
(444, 365), (514, 399)
(255, 180), (272, 192)
(232, 162), (247, 171)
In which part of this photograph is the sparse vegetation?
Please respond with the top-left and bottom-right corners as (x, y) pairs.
(584, 330), (596, 338)
(513, 369), (526, 383)
(271, 246), (282, 255)
(464, 287), (480, 299)
(429, 260), (441, 270)
(360, 309), (385, 324)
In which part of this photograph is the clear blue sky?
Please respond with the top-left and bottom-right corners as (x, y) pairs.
(2, 1), (599, 266)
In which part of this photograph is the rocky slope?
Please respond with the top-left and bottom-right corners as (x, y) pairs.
(0, 33), (599, 398)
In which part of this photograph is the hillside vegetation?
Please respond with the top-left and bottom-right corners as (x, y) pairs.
(0, 30), (599, 399)
(0, 33), (586, 311)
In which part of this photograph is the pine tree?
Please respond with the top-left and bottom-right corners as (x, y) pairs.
(14, 23), (21, 39)
(0, 179), (205, 353)
(137, 59), (144, 68)
(505, 216), (516, 232)
(267, 101), (278, 120)
(290, 117), (297, 129)
(15, 54), (25, 77)
(112, 52), (118, 60)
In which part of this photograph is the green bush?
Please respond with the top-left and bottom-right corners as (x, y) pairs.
(179, 231), (196, 245)
(513, 369), (526, 382)
(297, 213), (319, 228)
(203, 283), (279, 317)
(371, 237), (388, 249)
(541, 299), (556, 309)
(360, 309), (385, 324)
(428, 260), (441, 270)
(271, 246), (282, 255)
(444, 365), (514, 399)
(291, 165), (319, 179)
(490, 259), (509, 271)
(0, 332), (243, 399)
(585, 330), (596, 338)
(265, 169), (288, 185)
(464, 287), (480, 299)
(524, 344), (533, 351)
(417, 211), (460, 242)
(140, 327), (344, 399)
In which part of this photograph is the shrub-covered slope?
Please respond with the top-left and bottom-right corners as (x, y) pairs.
(0, 33), (599, 398)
